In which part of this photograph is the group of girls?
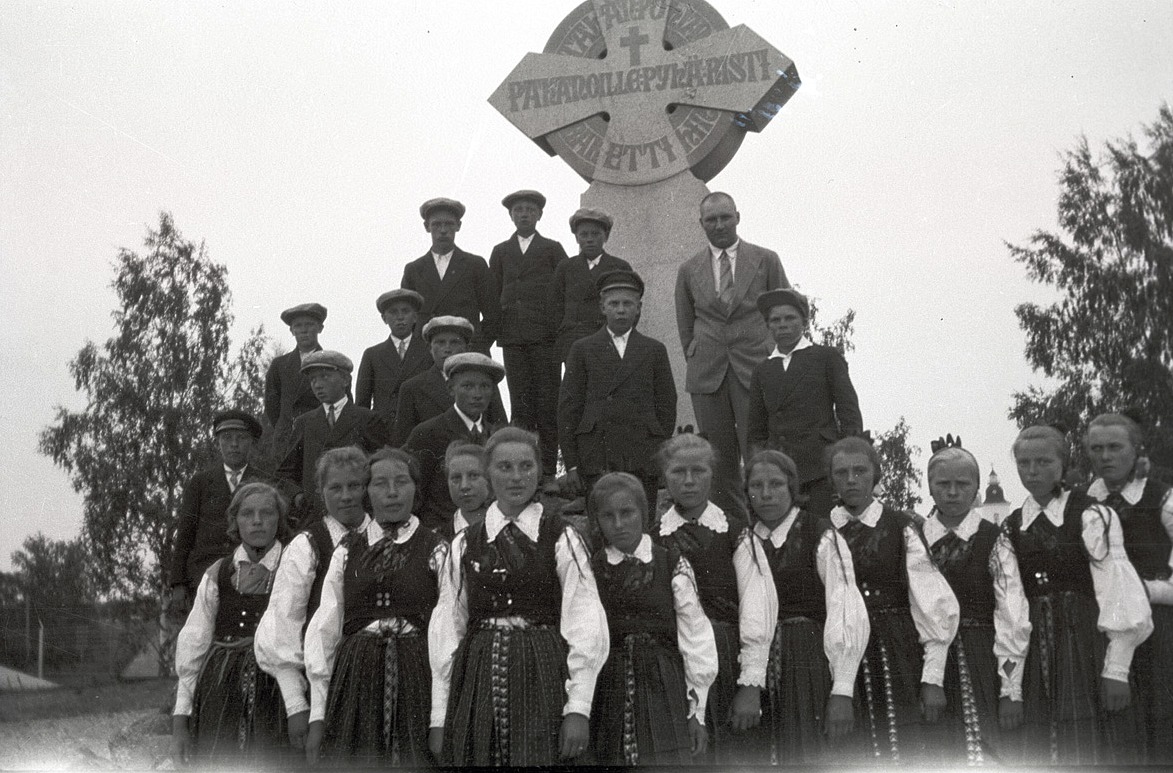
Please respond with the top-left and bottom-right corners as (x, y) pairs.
(171, 411), (1171, 767)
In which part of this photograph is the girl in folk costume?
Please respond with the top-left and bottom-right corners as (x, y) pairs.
(921, 439), (1030, 764)
(172, 482), (291, 767)
(826, 436), (960, 763)
(254, 447), (372, 751)
(744, 450), (868, 765)
(1084, 413), (1173, 763)
(303, 448), (448, 766)
(443, 442), (490, 541)
(589, 472), (718, 765)
(428, 427), (610, 766)
(1005, 424), (1152, 765)
(653, 433), (778, 762)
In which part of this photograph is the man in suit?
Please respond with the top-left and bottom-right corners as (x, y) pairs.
(402, 352), (506, 533)
(675, 192), (789, 522)
(490, 189), (568, 481)
(401, 197), (500, 355)
(550, 208), (632, 363)
(355, 288), (432, 431)
(264, 303), (329, 444)
(392, 315), (507, 445)
(559, 270), (676, 522)
(168, 409), (269, 616)
(746, 289), (863, 516)
(276, 351), (389, 525)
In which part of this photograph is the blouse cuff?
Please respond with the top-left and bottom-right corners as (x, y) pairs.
(737, 666), (767, 689)
(998, 656), (1024, 701)
(831, 677), (856, 698)
(275, 669), (309, 716)
(173, 684), (194, 716)
(921, 641), (948, 687)
(691, 686), (708, 721)
(563, 695), (593, 718)
(308, 681), (328, 723)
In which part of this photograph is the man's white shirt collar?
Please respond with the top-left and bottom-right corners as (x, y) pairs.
(923, 508), (982, 545)
(454, 404), (483, 432)
(1088, 476), (1145, 506)
(517, 233), (535, 253)
(604, 533), (653, 564)
(323, 395), (349, 416)
(830, 499), (883, 529)
(769, 336), (813, 361)
(431, 249), (454, 262)
(586, 255), (602, 270)
(708, 240), (740, 261)
(224, 463), (247, 477)
(391, 333), (411, 349)
(485, 501), (543, 543)
(1020, 489), (1070, 530)
(660, 501), (729, 536)
(752, 506), (801, 547)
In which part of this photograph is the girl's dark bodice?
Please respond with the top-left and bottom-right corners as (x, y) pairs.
(592, 542), (679, 647)
(929, 517), (999, 624)
(1004, 490), (1096, 599)
(464, 512), (564, 625)
(761, 510), (831, 624)
(342, 526), (444, 635)
(213, 557), (272, 641)
(656, 519), (743, 625)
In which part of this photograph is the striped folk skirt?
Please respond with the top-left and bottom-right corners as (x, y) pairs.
(928, 621), (1010, 766)
(750, 616), (833, 765)
(443, 623), (570, 767)
(591, 632), (694, 766)
(848, 606), (925, 764)
(1135, 603), (1173, 764)
(321, 630), (431, 767)
(189, 638), (286, 767)
(706, 618), (742, 763)
(1014, 591), (1145, 766)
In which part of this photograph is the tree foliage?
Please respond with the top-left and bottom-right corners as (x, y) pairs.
(39, 213), (270, 613)
(1009, 104), (1173, 478)
(10, 533), (95, 613)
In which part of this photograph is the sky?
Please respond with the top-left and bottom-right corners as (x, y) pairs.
(2, 0), (1171, 571)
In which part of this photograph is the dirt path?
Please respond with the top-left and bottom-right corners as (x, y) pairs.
(0, 710), (171, 770)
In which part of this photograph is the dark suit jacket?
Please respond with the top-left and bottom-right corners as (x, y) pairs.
(168, 465), (272, 589)
(550, 252), (633, 361)
(675, 241), (789, 393)
(558, 327), (677, 477)
(391, 365), (508, 446)
(402, 407), (503, 533)
(263, 347), (321, 430)
(276, 402), (390, 493)
(355, 332), (432, 428)
(490, 232), (569, 347)
(745, 345), (863, 484)
(401, 247), (500, 352)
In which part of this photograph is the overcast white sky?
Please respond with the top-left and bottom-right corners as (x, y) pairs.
(2, 1), (1171, 571)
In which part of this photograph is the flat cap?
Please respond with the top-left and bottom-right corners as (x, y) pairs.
(569, 207), (613, 233)
(597, 269), (644, 297)
(422, 315), (475, 343)
(420, 197), (466, 221)
(756, 288), (810, 320)
(376, 288), (424, 314)
(280, 302), (328, 325)
(502, 189), (546, 210)
(299, 350), (354, 374)
(443, 352), (506, 383)
(212, 409), (263, 439)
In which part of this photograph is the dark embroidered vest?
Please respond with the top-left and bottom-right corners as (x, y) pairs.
(591, 543), (678, 647)
(301, 520), (337, 636)
(342, 526), (443, 636)
(929, 517), (998, 625)
(212, 557), (272, 641)
(1004, 489), (1096, 599)
(1091, 479), (1173, 582)
(464, 512), (564, 625)
(837, 506), (913, 612)
(761, 511), (831, 624)
(656, 519), (743, 625)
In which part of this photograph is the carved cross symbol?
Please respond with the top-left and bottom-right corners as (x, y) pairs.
(489, 0), (800, 185)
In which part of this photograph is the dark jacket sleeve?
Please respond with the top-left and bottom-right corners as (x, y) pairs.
(652, 341), (678, 441)
(474, 257), (501, 348)
(355, 349), (375, 409)
(558, 341), (589, 470)
(359, 414), (391, 452)
(276, 417), (306, 487)
(263, 359), (281, 426)
(746, 364), (770, 457)
(168, 476), (202, 586)
(829, 349), (863, 435)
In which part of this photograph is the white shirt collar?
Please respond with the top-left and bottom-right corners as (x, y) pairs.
(708, 240), (740, 261)
(454, 404), (484, 431)
(659, 501), (729, 536)
(323, 395), (349, 415)
(232, 540), (283, 571)
(431, 249), (454, 262)
(1088, 476), (1145, 506)
(604, 533), (653, 564)
(517, 233), (535, 252)
(224, 464), (247, 477)
(453, 509), (470, 535)
(391, 332), (411, 349)
(484, 501), (543, 542)
(586, 254), (602, 269)
(752, 506), (801, 547)
(923, 508), (982, 545)
(1020, 489), (1069, 530)
(324, 514), (372, 545)
(769, 336), (813, 359)
(830, 499), (883, 529)
(365, 514), (419, 545)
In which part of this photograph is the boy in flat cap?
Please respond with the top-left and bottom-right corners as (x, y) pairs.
(559, 269), (676, 522)
(265, 303), (331, 443)
(489, 189), (569, 481)
(392, 315), (508, 445)
(276, 351), (389, 524)
(550, 207), (632, 363)
(746, 288), (863, 516)
(168, 409), (270, 617)
(401, 198), (500, 355)
(355, 289), (432, 432)
(402, 352), (507, 533)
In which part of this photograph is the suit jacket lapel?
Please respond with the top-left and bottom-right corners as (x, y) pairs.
(691, 249), (719, 310)
(609, 330), (644, 390)
(773, 348), (807, 405)
(431, 249), (465, 309)
(730, 244), (761, 309)
(332, 404), (358, 440)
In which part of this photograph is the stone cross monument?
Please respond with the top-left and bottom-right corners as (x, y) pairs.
(489, 0), (799, 423)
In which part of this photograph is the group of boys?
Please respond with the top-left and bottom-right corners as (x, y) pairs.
(169, 188), (864, 608)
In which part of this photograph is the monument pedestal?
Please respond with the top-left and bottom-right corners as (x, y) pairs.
(582, 171), (709, 427)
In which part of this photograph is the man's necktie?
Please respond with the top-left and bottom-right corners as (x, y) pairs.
(228, 470), (241, 492)
(470, 425), (484, 445)
(397, 340), (407, 359)
(327, 405), (336, 428)
(718, 250), (733, 307)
